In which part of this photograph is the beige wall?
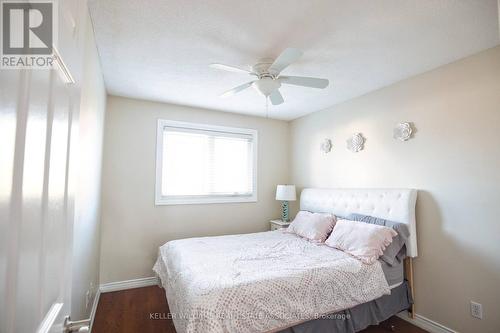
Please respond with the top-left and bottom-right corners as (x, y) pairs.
(100, 96), (289, 283)
(71, 11), (107, 320)
(289, 46), (500, 332)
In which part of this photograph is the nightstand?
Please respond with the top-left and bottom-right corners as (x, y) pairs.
(270, 219), (291, 231)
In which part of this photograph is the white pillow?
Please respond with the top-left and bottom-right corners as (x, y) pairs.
(325, 219), (397, 264)
(287, 211), (336, 243)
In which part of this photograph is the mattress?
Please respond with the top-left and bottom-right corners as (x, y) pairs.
(153, 230), (392, 333)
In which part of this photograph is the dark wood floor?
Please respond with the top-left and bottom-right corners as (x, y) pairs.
(92, 286), (427, 333)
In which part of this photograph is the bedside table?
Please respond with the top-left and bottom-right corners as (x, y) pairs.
(270, 219), (291, 231)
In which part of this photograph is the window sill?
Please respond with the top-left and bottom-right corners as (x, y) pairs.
(155, 195), (257, 205)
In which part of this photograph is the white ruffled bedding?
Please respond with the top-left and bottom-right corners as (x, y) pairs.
(153, 230), (390, 333)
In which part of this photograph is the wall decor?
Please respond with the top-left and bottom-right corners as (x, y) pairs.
(320, 139), (332, 153)
(346, 133), (365, 152)
(394, 122), (413, 141)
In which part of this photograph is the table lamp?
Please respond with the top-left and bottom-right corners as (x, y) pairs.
(276, 185), (296, 222)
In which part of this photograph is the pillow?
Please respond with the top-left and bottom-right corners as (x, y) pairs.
(287, 211), (336, 243)
(347, 213), (409, 266)
(325, 219), (397, 264)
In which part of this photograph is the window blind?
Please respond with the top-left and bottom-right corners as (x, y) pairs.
(161, 126), (255, 199)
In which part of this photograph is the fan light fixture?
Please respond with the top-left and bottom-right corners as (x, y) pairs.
(252, 77), (281, 97)
(210, 48), (330, 106)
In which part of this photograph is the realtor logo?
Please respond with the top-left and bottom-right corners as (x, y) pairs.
(1, 0), (57, 68)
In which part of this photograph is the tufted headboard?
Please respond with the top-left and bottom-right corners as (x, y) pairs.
(300, 188), (418, 257)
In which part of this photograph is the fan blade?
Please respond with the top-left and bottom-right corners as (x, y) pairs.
(268, 48), (303, 74)
(279, 76), (329, 89)
(210, 63), (252, 74)
(220, 81), (254, 98)
(269, 90), (284, 105)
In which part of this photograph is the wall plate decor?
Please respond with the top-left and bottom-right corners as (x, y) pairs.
(347, 133), (365, 152)
(320, 139), (332, 153)
(394, 122), (413, 141)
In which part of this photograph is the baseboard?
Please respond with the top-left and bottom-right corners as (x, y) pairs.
(37, 303), (63, 333)
(89, 289), (100, 332)
(99, 277), (158, 293)
(397, 311), (458, 333)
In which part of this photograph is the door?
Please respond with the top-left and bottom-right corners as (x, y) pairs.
(0, 1), (83, 332)
(0, 67), (78, 333)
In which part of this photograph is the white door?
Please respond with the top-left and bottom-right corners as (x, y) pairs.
(0, 1), (83, 332)
(0, 68), (78, 333)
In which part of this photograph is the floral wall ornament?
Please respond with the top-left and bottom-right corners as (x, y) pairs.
(393, 122), (414, 141)
(346, 133), (365, 152)
(320, 138), (332, 153)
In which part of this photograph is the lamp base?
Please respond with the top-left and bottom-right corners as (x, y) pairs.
(281, 201), (289, 222)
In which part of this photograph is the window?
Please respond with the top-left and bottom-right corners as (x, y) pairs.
(155, 120), (257, 205)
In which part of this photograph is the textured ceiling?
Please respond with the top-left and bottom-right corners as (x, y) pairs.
(89, 0), (499, 120)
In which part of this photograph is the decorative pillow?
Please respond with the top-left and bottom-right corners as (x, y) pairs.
(325, 219), (397, 264)
(287, 211), (336, 243)
(347, 213), (409, 266)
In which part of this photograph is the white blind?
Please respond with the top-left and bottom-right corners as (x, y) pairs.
(161, 126), (254, 198)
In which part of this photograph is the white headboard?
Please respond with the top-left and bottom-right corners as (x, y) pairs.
(300, 188), (418, 257)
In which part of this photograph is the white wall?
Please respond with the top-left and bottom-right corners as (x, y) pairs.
(99, 96), (289, 283)
(71, 12), (107, 320)
(289, 46), (500, 333)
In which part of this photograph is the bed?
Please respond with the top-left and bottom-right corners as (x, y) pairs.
(153, 188), (418, 333)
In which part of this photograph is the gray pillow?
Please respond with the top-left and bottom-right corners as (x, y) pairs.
(346, 213), (409, 266)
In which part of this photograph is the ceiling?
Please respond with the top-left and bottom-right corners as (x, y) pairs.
(88, 0), (499, 120)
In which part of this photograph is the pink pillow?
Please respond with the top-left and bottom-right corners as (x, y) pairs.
(325, 219), (397, 264)
(287, 211), (336, 243)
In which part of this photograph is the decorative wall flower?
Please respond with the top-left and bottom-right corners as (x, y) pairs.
(346, 133), (365, 152)
(394, 122), (413, 141)
(320, 139), (332, 153)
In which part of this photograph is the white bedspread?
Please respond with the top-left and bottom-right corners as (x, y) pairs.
(153, 230), (390, 333)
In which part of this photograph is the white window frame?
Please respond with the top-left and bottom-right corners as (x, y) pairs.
(155, 119), (258, 205)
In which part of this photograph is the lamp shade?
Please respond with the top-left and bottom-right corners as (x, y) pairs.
(276, 185), (296, 201)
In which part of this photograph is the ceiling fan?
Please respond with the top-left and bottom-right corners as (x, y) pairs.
(210, 48), (329, 106)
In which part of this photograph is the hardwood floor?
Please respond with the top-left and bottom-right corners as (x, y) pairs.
(92, 286), (428, 333)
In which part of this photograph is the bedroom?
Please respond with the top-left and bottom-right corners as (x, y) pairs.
(0, 1), (499, 333)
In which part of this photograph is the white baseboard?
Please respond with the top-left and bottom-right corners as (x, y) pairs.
(99, 277), (158, 293)
(37, 303), (63, 333)
(397, 311), (458, 333)
(89, 289), (100, 332)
